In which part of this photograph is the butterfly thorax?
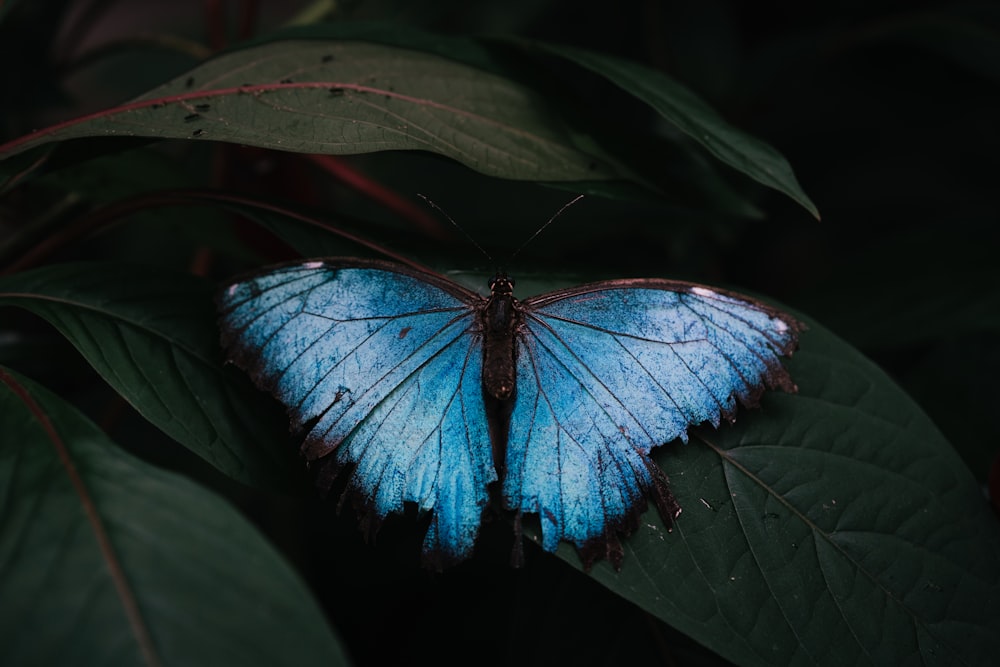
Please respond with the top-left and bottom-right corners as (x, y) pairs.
(481, 274), (519, 401)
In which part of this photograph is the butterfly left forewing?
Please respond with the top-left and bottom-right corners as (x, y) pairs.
(507, 279), (802, 569)
(333, 325), (494, 567)
(218, 259), (496, 567)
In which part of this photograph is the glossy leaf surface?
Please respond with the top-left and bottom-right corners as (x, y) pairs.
(533, 42), (819, 218)
(0, 366), (347, 666)
(0, 262), (295, 489)
(549, 319), (1000, 665)
(0, 40), (616, 182)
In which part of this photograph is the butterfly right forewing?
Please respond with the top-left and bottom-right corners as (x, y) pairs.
(503, 279), (802, 568)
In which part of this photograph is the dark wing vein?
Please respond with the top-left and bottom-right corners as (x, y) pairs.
(688, 293), (797, 350)
(523, 312), (654, 445)
(313, 311), (475, 441)
(521, 316), (656, 507)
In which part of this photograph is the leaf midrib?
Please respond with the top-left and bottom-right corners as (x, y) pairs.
(0, 368), (163, 667)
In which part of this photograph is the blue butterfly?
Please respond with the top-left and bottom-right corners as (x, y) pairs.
(218, 258), (801, 569)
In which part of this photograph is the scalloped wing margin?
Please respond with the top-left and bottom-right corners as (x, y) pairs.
(506, 280), (803, 569)
(217, 260), (495, 567)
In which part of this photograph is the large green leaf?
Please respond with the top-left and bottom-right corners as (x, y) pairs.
(0, 262), (295, 489)
(244, 23), (812, 216)
(531, 42), (819, 219)
(0, 23), (817, 218)
(0, 39), (617, 182)
(0, 366), (348, 666)
(551, 318), (1000, 664)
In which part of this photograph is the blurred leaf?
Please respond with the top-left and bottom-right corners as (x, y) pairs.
(899, 334), (1000, 481)
(35, 146), (204, 204)
(0, 146), (51, 194)
(0, 366), (348, 666)
(795, 228), (1000, 350)
(102, 189), (416, 263)
(246, 22), (785, 216)
(816, 267), (1000, 350)
(0, 40), (619, 182)
(0, 0), (18, 24)
(0, 262), (296, 490)
(241, 20), (507, 72)
(548, 318), (1000, 664)
(851, 8), (1000, 86)
(529, 42), (819, 219)
(1, 148), (231, 269)
(0, 0), (76, 140)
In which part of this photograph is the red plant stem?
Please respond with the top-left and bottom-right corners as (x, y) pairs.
(204, 0), (227, 51)
(238, 0), (258, 40)
(55, 0), (115, 64)
(0, 81), (497, 156)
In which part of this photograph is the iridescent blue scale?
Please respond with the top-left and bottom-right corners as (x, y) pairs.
(218, 258), (801, 569)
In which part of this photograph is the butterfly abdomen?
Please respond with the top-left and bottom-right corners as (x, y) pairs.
(481, 275), (519, 402)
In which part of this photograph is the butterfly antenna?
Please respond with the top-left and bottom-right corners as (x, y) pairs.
(509, 194), (585, 260)
(417, 194), (493, 264)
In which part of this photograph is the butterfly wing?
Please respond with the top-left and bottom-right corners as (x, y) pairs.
(505, 279), (802, 568)
(217, 259), (496, 566)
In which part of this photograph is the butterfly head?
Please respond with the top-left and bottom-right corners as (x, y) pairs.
(489, 273), (515, 297)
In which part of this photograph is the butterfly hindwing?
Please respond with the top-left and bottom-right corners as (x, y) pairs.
(505, 280), (802, 568)
(218, 259), (496, 566)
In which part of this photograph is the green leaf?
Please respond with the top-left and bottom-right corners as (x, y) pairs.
(0, 366), (348, 666)
(231, 23), (773, 217)
(553, 319), (1000, 664)
(35, 147), (202, 204)
(0, 146), (50, 194)
(153, 190), (396, 261)
(0, 262), (296, 490)
(0, 39), (617, 182)
(530, 42), (820, 219)
(1, 148), (232, 268)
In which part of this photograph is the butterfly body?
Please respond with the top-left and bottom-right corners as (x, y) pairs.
(480, 274), (518, 401)
(218, 258), (802, 569)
